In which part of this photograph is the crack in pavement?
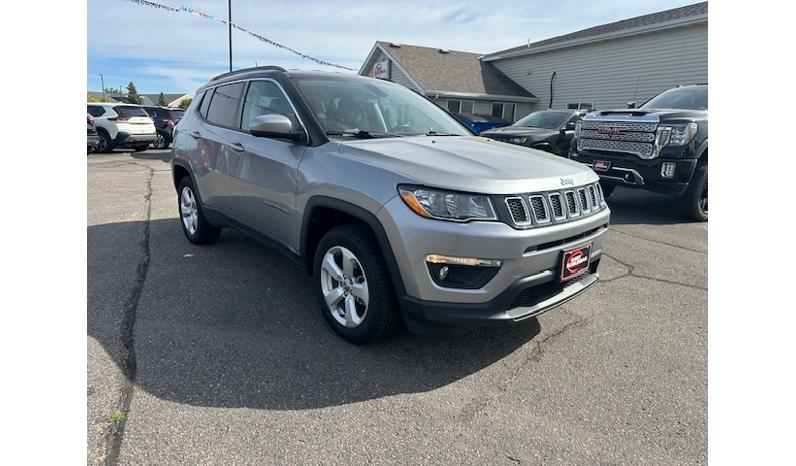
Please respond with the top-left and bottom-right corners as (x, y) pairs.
(608, 227), (707, 255)
(601, 253), (707, 291)
(456, 316), (589, 423)
(104, 167), (153, 466)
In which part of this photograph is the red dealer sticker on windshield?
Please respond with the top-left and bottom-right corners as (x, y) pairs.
(561, 243), (592, 282)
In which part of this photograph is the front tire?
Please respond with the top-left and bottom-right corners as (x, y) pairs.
(313, 224), (399, 344)
(679, 163), (708, 221)
(177, 177), (221, 244)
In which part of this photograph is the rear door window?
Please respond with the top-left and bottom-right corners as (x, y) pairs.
(205, 83), (245, 128)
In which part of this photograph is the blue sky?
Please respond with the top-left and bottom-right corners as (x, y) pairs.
(88, 0), (699, 94)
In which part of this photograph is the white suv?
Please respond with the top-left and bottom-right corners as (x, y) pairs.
(86, 103), (157, 152)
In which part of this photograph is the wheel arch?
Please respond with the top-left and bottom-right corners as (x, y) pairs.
(301, 196), (407, 297)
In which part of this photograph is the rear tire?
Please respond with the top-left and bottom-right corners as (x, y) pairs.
(97, 130), (113, 153)
(599, 182), (616, 199)
(133, 143), (150, 152)
(153, 131), (170, 150)
(679, 163), (708, 222)
(313, 224), (400, 344)
(177, 177), (221, 244)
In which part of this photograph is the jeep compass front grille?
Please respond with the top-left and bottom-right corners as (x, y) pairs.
(504, 183), (606, 228)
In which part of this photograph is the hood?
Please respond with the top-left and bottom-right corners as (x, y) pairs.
(594, 108), (707, 121)
(337, 136), (596, 194)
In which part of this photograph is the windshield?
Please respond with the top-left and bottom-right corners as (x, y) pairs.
(513, 111), (570, 129)
(642, 86), (708, 110)
(294, 77), (470, 137)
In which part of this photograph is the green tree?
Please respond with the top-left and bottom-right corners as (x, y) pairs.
(125, 82), (143, 105)
(178, 97), (192, 110)
(158, 92), (167, 106)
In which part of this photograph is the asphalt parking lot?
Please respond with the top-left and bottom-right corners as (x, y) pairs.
(88, 149), (707, 465)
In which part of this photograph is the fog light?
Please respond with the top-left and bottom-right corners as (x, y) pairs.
(661, 162), (676, 178)
(425, 254), (502, 289)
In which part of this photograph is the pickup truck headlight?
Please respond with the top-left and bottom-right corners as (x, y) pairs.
(398, 186), (497, 222)
(508, 137), (527, 145)
(666, 122), (698, 146)
(574, 121), (582, 138)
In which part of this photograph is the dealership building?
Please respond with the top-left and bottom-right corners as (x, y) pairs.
(359, 2), (707, 122)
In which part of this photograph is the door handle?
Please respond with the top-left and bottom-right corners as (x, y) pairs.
(229, 142), (246, 152)
(188, 130), (201, 139)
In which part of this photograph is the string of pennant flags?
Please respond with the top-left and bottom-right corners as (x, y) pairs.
(122, 0), (356, 71)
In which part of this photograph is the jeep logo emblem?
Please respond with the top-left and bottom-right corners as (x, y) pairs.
(560, 177), (574, 186)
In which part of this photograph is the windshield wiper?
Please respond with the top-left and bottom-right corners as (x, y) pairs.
(424, 130), (460, 136)
(326, 130), (401, 139)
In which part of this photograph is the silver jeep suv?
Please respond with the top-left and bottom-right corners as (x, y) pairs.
(171, 66), (610, 344)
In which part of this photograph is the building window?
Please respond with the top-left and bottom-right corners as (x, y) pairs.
(491, 102), (516, 121)
(567, 102), (594, 110)
(447, 100), (474, 114)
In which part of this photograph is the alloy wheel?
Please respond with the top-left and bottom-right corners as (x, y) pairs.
(320, 246), (369, 328)
(699, 178), (708, 216)
(154, 133), (166, 149)
(180, 186), (199, 235)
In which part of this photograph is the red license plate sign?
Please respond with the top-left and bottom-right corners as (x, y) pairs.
(593, 160), (611, 171)
(561, 243), (592, 282)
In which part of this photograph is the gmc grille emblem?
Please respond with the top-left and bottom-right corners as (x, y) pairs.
(598, 126), (623, 135)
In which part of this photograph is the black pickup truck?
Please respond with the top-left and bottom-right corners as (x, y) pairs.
(570, 84), (708, 221)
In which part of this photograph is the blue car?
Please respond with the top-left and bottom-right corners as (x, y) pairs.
(451, 113), (511, 134)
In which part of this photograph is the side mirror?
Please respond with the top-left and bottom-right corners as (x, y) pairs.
(564, 121), (577, 131)
(249, 114), (302, 141)
(626, 101), (637, 109)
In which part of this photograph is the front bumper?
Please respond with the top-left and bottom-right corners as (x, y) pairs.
(377, 195), (609, 330)
(114, 132), (157, 146)
(571, 149), (696, 196)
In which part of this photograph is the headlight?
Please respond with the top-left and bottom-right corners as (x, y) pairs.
(398, 186), (497, 222)
(508, 137), (528, 145)
(666, 123), (698, 146)
(574, 121), (582, 138)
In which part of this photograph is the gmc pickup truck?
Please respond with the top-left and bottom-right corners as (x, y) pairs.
(570, 84), (707, 221)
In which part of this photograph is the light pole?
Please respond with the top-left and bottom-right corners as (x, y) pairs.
(228, 0), (232, 72)
(99, 74), (106, 100)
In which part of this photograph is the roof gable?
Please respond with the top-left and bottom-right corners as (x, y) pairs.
(361, 42), (536, 100)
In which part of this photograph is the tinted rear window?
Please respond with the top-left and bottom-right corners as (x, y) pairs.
(206, 83), (245, 127)
(169, 110), (185, 121)
(115, 106), (149, 118)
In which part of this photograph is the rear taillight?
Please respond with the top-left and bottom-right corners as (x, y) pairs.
(164, 119), (175, 127)
(87, 114), (93, 124)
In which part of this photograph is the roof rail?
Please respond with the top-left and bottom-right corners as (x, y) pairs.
(210, 65), (288, 82)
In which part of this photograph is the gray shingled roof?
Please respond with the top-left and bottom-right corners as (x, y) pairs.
(376, 41), (536, 99)
(485, 2), (707, 58)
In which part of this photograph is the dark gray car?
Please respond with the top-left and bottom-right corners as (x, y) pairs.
(171, 67), (610, 344)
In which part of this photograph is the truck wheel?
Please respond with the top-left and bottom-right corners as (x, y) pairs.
(133, 143), (150, 152)
(177, 177), (221, 244)
(679, 164), (708, 222)
(313, 224), (400, 344)
(599, 182), (616, 199)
